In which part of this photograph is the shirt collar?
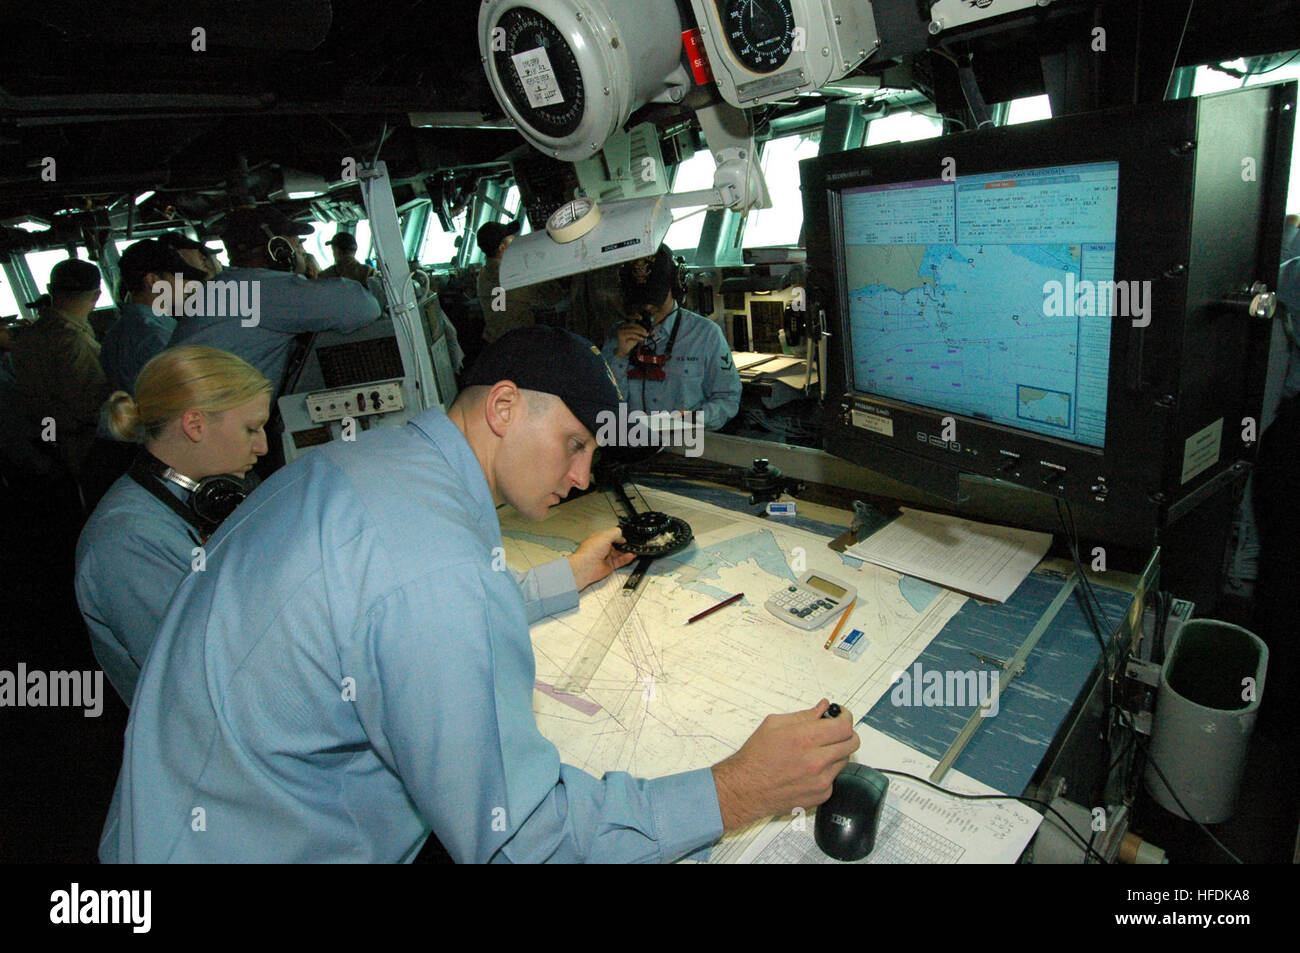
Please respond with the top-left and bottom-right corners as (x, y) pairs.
(407, 407), (498, 529)
(649, 306), (679, 344)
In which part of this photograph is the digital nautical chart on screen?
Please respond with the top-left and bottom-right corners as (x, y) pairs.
(840, 161), (1119, 448)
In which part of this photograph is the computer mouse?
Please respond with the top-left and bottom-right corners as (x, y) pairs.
(814, 763), (890, 862)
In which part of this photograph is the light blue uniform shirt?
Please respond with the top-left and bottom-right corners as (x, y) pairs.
(167, 267), (381, 395)
(100, 302), (177, 393)
(100, 409), (723, 863)
(602, 307), (742, 431)
(75, 472), (198, 706)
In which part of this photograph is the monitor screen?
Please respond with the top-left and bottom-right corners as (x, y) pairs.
(838, 160), (1119, 449)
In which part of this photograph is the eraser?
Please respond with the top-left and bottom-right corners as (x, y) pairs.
(834, 628), (869, 661)
(766, 501), (797, 517)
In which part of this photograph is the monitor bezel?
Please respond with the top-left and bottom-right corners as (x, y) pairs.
(803, 99), (1203, 510)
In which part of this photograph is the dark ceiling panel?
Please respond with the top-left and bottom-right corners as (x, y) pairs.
(0, 0), (1298, 227)
(21, 0), (335, 49)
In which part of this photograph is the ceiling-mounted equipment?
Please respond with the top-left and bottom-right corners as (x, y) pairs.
(686, 0), (881, 107)
(478, 0), (692, 162)
(927, 0), (1055, 36)
(270, 168), (333, 201)
(498, 101), (771, 289)
(574, 122), (670, 204)
(482, 2), (775, 290)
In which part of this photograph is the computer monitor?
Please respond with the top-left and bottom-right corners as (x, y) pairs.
(841, 159), (1118, 450)
(803, 84), (1293, 542)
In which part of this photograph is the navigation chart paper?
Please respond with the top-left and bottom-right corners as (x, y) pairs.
(499, 488), (969, 825)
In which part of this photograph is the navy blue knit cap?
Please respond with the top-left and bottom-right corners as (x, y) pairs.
(462, 325), (622, 439)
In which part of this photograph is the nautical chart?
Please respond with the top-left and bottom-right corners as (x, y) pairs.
(500, 486), (968, 798)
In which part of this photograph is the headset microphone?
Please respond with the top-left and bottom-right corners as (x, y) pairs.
(262, 224), (297, 271)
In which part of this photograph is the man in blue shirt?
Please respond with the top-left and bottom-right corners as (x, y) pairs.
(100, 240), (192, 393)
(603, 245), (742, 431)
(100, 326), (857, 863)
(168, 206), (382, 398)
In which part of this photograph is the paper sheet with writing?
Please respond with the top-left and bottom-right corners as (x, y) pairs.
(709, 725), (1043, 864)
(845, 508), (1052, 603)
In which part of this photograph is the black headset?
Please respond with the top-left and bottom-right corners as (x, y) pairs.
(671, 254), (688, 303)
(127, 451), (253, 541)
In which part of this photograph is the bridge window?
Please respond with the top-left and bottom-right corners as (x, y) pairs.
(420, 206), (468, 266)
(0, 269), (20, 319)
(1005, 94), (1052, 125)
(742, 132), (822, 249)
(664, 148), (718, 258)
(500, 184), (532, 235)
(864, 108), (943, 146)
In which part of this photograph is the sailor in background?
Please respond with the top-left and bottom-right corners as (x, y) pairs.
(320, 231), (378, 284)
(168, 205), (381, 399)
(9, 258), (110, 477)
(99, 240), (192, 393)
(475, 219), (564, 343)
(160, 232), (223, 280)
(602, 245), (742, 431)
(76, 346), (271, 706)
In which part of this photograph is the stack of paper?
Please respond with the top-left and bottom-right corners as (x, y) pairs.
(845, 508), (1052, 603)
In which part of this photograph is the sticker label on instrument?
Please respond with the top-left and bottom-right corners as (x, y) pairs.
(1180, 417), (1223, 484)
(736, 69), (805, 102)
(851, 408), (894, 437)
(512, 46), (564, 109)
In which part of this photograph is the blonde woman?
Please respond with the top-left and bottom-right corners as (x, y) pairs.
(75, 346), (272, 706)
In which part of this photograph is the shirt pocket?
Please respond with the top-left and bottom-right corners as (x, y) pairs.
(675, 360), (706, 409)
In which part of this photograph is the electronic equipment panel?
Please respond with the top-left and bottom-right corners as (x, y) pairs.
(803, 83), (1294, 542)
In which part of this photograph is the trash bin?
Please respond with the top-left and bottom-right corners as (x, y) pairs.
(1144, 619), (1268, 824)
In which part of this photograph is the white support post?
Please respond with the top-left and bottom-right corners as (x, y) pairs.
(357, 160), (457, 409)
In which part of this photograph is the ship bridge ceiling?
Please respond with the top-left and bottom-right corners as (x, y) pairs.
(0, 0), (1297, 237)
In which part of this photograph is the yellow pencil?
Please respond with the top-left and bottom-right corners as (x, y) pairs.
(824, 599), (856, 650)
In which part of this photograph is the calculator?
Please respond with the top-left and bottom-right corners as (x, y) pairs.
(766, 572), (857, 630)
